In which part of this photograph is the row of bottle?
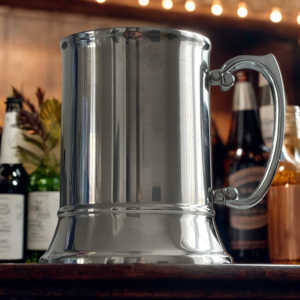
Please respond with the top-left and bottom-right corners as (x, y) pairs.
(0, 77), (297, 264)
(0, 98), (59, 263)
(213, 71), (300, 263)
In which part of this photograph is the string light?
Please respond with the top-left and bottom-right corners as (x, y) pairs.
(297, 12), (300, 25)
(128, 0), (300, 26)
(237, 2), (248, 18)
(185, 0), (196, 12)
(211, 0), (223, 16)
(270, 7), (282, 23)
(162, 0), (173, 9)
(96, 0), (106, 2)
(139, 0), (149, 6)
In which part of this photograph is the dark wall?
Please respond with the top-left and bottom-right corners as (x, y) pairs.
(1, 0), (298, 141)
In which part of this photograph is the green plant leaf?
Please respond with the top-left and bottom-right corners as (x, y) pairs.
(48, 153), (60, 174)
(16, 146), (42, 166)
(21, 133), (45, 151)
(40, 98), (61, 124)
(46, 135), (60, 153)
(19, 126), (36, 132)
(16, 92), (61, 170)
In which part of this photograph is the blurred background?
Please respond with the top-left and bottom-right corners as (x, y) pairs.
(0, 0), (299, 264)
(0, 0), (299, 142)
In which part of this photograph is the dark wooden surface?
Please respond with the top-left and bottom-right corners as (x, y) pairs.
(0, 264), (299, 299)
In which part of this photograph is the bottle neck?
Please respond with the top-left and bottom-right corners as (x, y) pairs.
(260, 85), (273, 106)
(282, 135), (300, 165)
(6, 102), (22, 113)
(259, 73), (273, 106)
(232, 82), (257, 111)
(227, 82), (264, 149)
(0, 111), (21, 164)
(281, 106), (300, 162)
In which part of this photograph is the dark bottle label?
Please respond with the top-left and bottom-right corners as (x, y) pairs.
(229, 167), (268, 250)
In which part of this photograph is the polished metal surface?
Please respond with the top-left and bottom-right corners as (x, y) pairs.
(59, 27), (212, 210)
(213, 187), (238, 205)
(210, 55), (286, 209)
(42, 212), (231, 264)
(41, 28), (285, 264)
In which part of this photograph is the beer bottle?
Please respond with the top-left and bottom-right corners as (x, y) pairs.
(224, 71), (269, 263)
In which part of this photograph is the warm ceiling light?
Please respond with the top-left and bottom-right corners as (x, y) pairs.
(211, 1), (223, 16)
(297, 12), (300, 24)
(139, 0), (149, 6)
(162, 0), (173, 9)
(185, 0), (196, 12)
(237, 2), (248, 18)
(270, 7), (282, 23)
(96, 0), (106, 2)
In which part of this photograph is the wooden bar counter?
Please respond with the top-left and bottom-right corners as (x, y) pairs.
(0, 264), (299, 299)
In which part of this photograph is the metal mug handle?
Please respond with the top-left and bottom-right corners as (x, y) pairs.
(210, 54), (285, 210)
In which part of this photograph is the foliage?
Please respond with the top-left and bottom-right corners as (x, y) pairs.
(13, 87), (61, 173)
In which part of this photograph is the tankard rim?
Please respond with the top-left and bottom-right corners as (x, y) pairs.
(60, 26), (212, 48)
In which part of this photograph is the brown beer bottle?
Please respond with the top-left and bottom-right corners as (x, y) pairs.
(224, 71), (269, 263)
(268, 106), (300, 262)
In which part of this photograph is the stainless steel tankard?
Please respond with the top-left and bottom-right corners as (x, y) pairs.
(41, 27), (285, 264)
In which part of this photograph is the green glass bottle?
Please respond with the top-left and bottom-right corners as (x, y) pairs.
(26, 162), (60, 263)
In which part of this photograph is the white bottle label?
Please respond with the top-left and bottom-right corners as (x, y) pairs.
(0, 194), (24, 260)
(0, 111), (21, 164)
(259, 105), (274, 149)
(27, 191), (59, 250)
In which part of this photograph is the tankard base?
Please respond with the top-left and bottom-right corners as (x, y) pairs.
(41, 208), (233, 265)
(40, 254), (232, 264)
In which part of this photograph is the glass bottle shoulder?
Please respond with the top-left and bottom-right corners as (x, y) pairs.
(272, 160), (300, 186)
(225, 145), (269, 173)
(0, 163), (29, 193)
(29, 165), (60, 192)
(272, 144), (300, 186)
(227, 110), (266, 152)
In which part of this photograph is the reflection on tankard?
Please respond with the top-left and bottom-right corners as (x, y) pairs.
(41, 27), (285, 264)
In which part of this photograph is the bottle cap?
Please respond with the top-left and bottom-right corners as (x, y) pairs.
(5, 97), (22, 112)
(235, 70), (253, 82)
(6, 97), (22, 102)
